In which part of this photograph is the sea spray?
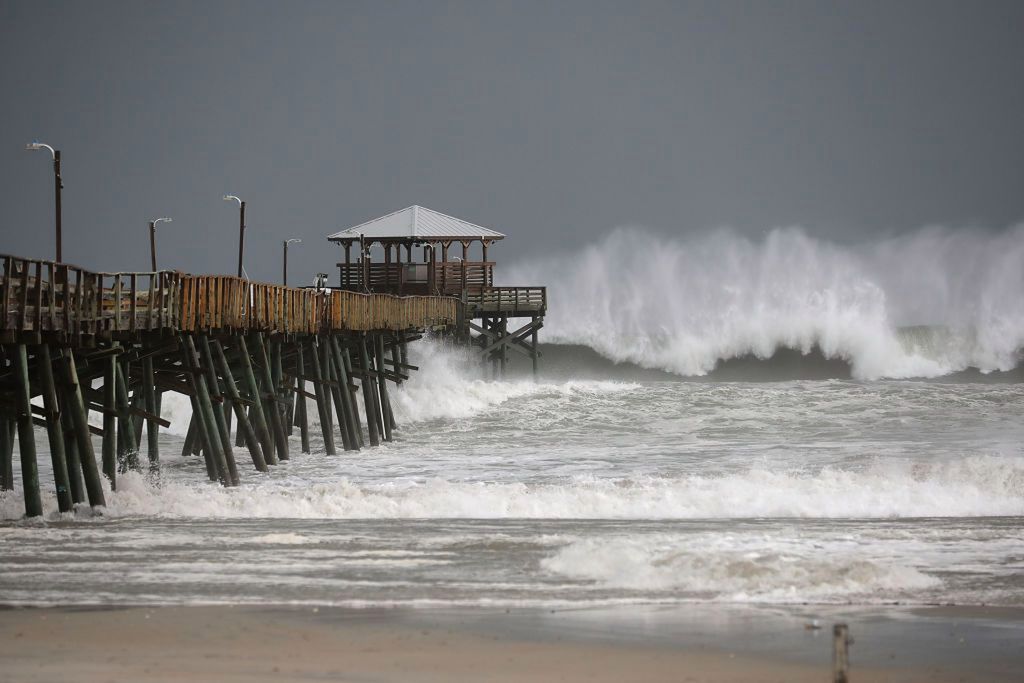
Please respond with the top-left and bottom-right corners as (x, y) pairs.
(506, 225), (1024, 379)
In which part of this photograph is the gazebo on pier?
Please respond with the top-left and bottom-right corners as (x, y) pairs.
(327, 205), (546, 377)
(328, 205), (504, 297)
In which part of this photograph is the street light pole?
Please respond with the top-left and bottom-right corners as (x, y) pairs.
(283, 239), (301, 286)
(25, 141), (62, 262)
(223, 195), (245, 277)
(148, 217), (172, 271)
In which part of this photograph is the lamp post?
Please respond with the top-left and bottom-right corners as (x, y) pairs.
(282, 238), (301, 286)
(223, 195), (245, 277)
(148, 217), (172, 271)
(25, 141), (62, 262)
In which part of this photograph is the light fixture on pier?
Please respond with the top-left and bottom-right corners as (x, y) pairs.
(223, 195), (246, 278)
(25, 140), (63, 262)
(148, 217), (172, 271)
(283, 238), (301, 286)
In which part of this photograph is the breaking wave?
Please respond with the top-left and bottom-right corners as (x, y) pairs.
(506, 225), (1024, 379)
(541, 535), (941, 602)
(4, 455), (1022, 521)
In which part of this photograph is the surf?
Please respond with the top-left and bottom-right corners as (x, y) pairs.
(506, 225), (1024, 380)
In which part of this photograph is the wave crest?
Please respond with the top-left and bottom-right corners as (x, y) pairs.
(506, 225), (1024, 379)
(4, 455), (1021, 521)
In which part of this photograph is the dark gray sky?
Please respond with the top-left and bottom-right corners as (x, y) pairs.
(2, 0), (1022, 282)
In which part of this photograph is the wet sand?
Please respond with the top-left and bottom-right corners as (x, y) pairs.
(0, 604), (1020, 682)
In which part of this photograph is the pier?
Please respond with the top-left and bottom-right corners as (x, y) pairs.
(0, 206), (546, 518)
(330, 205), (546, 378)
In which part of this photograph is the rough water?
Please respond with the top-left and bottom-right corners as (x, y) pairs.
(1, 340), (1023, 609)
(2, 226), (1024, 609)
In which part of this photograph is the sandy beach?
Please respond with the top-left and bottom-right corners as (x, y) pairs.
(1, 604), (1020, 682)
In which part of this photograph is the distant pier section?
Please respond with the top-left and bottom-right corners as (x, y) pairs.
(0, 205), (546, 519)
(329, 205), (546, 377)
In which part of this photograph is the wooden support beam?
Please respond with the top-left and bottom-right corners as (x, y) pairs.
(253, 333), (289, 462)
(142, 356), (160, 468)
(12, 344), (42, 517)
(114, 356), (139, 472)
(212, 339), (267, 473)
(0, 418), (12, 492)
(324, 337), (353, 452)
(358, 334), (380, 447)
(182, 335), (233, 486)
(341, 346), (364, 449)
(39, 344), (73, 513)
(181, 414), (199, 459)
(376, 334), (394, 439)
(237, 335), (276, 465)
(61, 349), (106, 508)
(329, 335), (360, 451)
(295, 343), (310, 454)
(199, 335), (239, 485)
(309, 338), (336, 455)
(102, 354), (117, 486)
(56, 386), (86, 503)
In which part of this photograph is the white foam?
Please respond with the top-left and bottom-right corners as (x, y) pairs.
(506, 225), (1024, 379)
(540, 534), (941, 602)
(5, 455), (1021, 521)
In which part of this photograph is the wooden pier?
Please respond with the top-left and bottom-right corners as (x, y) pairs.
(329, 205), (546, 378)
(0, 206), (546, 518)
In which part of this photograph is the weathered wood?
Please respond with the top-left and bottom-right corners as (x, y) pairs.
(182, 336), (232, 486)
(114, 355), (139, 472)
(341, 346), (364, 448)
(39, 344), (73, 513)
(833, 624), (850, 683)
(0, 418), (12, 492)
(181, 414), (198, 458)
(531, 315), (539, 379)
(295, 344), (310, 454)
(237, 335), (276, 465)
(212, 339), (267, 473)
(102, 354), (117, 486)
(12, 344), (42, 517)
(58, 391), (85, 504)
(324, 338), (353, 452)
(61, 349), (106, 507)
(199, 335), (239, 485)
(329, 336), (361, 451)
(142, 356), (159, 468)
(253, 333), (289, 462)
(359, 335), (380, 447)
(309, 338), (336, 455)
(376, 334), (394, 440)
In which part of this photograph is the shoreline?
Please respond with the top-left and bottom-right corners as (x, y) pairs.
(0, 603), (1020, 682)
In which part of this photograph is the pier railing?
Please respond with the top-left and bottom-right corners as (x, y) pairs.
(0, 253), (459, 341)
(179, 276), (322, 334)
(466, 286), (546, 315)
(330, 290), (458, 331)
(337, 261), (495, 296)
(1, 255), (182, 342)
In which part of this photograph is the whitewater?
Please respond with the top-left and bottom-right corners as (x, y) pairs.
(1, 226), (1023, 609)
(507, 225), (1024, 379)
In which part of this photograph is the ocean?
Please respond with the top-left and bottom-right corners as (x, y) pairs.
(1, 226), (1023, 611)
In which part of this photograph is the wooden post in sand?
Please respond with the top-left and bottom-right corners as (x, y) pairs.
(832, 623), (850, 683)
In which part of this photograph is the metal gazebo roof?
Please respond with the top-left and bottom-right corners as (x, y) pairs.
(327, 205), (505, 242)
